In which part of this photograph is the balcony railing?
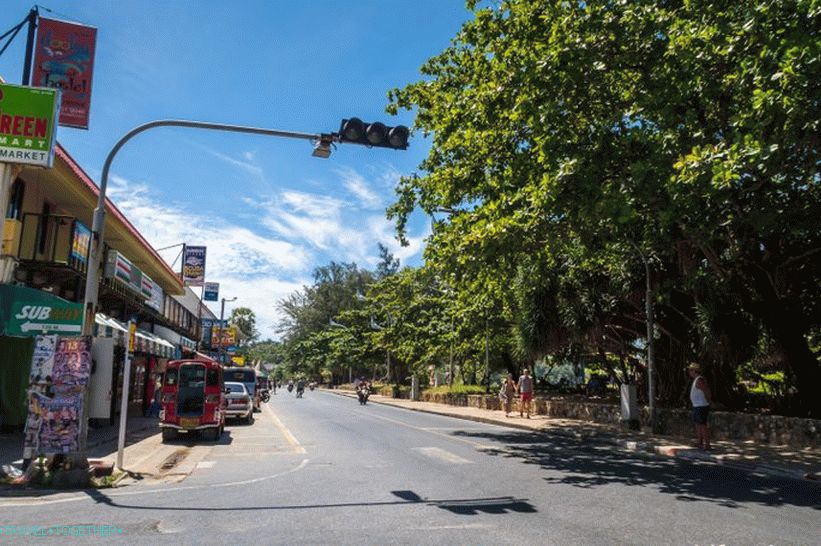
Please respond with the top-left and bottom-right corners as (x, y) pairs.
(17, 213), (91, 275)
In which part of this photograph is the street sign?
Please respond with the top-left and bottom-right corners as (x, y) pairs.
(203, 282), (219, 301)
(7, 301), (83, 336)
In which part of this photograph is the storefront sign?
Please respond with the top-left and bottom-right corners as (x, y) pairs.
(6, 300), (83, 336)
(182, 245), (206, 286)
(23, 336), (91, 457)
(203, 282), (219, 301)
(146, 281), (164, 312)
(211, 326), (236, 347)
(32, 17), (97, 129)
(0, 82), (60, 167)
(231, 355), (245, 366)
(105, 249), (149, 300)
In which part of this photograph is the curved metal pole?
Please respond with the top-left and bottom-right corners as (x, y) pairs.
(75, 120), (325, 464)
(81, 119), (323, 336)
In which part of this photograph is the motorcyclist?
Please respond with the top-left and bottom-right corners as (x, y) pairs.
(287, 379), (294, 392)
(356, 380), (370, 404)
(296, 379), (305, 397)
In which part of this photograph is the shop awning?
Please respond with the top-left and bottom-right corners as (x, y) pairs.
(94, 313), (175, 359)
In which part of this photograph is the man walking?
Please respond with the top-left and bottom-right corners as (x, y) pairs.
(517, 368), (534, 418)
(687, 363), (712, 450)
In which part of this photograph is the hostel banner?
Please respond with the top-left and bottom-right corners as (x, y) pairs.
(32, 17), (98, 129)
(182, 246), (206, 286)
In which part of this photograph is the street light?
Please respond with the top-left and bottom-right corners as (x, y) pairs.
(329, 319), (352, 383)
(73, 117), (408, 468)
(218, 296), (237, 365)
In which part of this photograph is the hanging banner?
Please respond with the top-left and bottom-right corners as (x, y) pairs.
(0, 82), (60, 167)
(182, 246), (206, 286)
(23, 336), (91, 457)
(32, 17), (98, 129)
(203, 282), (219, 301)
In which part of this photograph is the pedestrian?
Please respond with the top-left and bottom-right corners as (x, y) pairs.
(687, 363), (712, 450)
(499, 373), (517, 417)
(517, 368), (534, 418)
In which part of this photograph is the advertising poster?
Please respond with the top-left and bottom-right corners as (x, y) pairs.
(0, 82), (60, 167)
(203, 282), (219, 302)
(32, 17), (98, 129)
(70, 221), (91, 265)
(182, 246), (206, 286)
(23, 335), (91, 459)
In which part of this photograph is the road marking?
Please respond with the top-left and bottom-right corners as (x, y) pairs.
(0, 459), (310, 507)
(355, 409), (493, 450)
(263, 403), (306, 454)
(195, 461), (216, 469)
(413, 447), (473, 464)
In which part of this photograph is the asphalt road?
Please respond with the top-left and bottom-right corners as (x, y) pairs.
(1, 390), (818, 545)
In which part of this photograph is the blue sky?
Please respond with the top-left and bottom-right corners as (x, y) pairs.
(0, 1), (471, 337)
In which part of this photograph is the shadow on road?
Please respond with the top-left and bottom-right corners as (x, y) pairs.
(81, 488), (537, 516)
(451, 429), (820, 511)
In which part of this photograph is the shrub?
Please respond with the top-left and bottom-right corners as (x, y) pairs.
(424, 384), (487, 395)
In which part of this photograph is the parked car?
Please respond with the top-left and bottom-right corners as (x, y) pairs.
(223, 381), (254, 424)
(224, 367), (261, 412)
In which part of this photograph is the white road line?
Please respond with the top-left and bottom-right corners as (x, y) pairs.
(263, 404), (306, 454)
(0, 459), (310, 507)
(413, 447), (474, 464)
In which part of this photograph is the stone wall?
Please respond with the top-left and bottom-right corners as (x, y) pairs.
(419, 391), (821, 448)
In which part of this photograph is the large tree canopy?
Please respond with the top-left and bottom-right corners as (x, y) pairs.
(388, 0), (820, 414)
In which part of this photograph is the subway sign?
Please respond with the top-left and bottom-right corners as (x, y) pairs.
(7, 301), (83, 335)
(0, 83), (60, 167)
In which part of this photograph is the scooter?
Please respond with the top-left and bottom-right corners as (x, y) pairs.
(296, 387), (304, 399)
(357, 386), (370, 405)
(287, 384), (294, 393)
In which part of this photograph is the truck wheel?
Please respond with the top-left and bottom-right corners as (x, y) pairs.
(161, 428), (177, 442)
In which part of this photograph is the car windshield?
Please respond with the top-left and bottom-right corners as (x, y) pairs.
(225, 382), (246, 394)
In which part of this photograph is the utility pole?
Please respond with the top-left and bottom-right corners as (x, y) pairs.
(21, 7), (37, 85)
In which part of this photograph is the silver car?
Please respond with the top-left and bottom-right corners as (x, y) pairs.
(224, 381), (254, 424)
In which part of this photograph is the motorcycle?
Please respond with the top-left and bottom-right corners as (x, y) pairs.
(260, 390), (271, 403)
(287, 384), (294, 393)
(308, 382), (316, 391)
(357, 386), (370, 405)
(296, 387), (304, 398)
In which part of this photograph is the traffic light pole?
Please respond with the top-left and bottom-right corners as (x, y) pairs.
(73, 120), (330, 472)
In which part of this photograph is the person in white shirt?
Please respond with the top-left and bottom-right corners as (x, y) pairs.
(687, 363), (712, 450)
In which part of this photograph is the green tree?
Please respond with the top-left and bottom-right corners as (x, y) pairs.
(230, 307), (258, 346)
(388, 0), (821, 414)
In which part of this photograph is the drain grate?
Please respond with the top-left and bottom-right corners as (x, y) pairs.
(160, 449), (189, 471)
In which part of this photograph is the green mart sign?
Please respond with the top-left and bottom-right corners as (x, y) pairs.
(0, 82), (60, 167)
(7, 301), (83, 336)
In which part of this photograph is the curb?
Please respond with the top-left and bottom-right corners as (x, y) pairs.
(322, 389), (819, 484)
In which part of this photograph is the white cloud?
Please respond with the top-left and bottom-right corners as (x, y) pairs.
(106, 164), (428, 338)
(338, 167), (383, 209)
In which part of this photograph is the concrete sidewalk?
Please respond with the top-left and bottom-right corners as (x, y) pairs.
(328, 389), (821, 484)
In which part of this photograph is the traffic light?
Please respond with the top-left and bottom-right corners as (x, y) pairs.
(338, 118), (409, 150)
